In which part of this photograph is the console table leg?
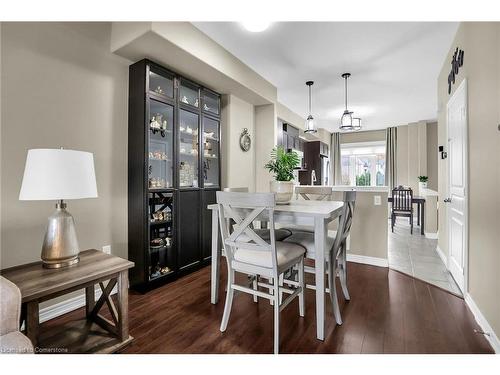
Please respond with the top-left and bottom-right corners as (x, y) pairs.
(85, 284), (95, 318)
(26, 301), (39, 347)
(117, 271), (129, 341)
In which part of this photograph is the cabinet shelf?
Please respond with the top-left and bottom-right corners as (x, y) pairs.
(149, 269), (175, 281)
(149, 220), (173, 226)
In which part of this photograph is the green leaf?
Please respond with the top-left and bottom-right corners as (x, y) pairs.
(264, 146), (300, 181)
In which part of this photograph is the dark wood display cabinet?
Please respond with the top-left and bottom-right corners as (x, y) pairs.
(128, 59), (221, 290)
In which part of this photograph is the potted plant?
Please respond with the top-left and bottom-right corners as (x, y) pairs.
(418, 176), (428, 192)
(265, 146), (300, 204)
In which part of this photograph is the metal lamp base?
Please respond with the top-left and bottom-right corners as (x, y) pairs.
(41, 200), (80, 269)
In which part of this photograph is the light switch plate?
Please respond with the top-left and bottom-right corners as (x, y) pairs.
(374, 195), (381, 205)
(102, 245), (111, 254)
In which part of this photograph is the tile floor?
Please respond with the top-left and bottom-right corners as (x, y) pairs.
(388, 217), (462, 295)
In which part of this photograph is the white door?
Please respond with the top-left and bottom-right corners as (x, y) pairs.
(446, 79), (468, 293)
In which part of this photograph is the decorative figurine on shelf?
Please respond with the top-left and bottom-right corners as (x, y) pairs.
(204, 103), (210, 111)
(150, 116), (161, 134)
(181, 95), (189, 105)
(150, 238), (165, 248)
(160, 119), (167, 137)
(186, 126), (193, 134)
(160, 266), (170, 275)
(155, 86), (164, 95)
(194, 98), (199, 107)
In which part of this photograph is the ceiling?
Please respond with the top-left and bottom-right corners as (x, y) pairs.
(193, 22), (458, 131)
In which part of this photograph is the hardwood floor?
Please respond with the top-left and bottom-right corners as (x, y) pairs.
(40, 260), (494, 354)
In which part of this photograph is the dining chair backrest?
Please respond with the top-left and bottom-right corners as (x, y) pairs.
(223, 187), (249, 192)
(216, 192), (278, 271)
(332, 191), (356, 258)
(392, 187), (413, 212)
(295, 186), (333, 201)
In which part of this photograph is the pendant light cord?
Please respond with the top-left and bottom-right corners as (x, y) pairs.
(309, 84), (312, 115)
(344, 75), (348, 111)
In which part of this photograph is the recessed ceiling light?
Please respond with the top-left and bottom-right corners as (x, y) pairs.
(241, 21), (271, 33)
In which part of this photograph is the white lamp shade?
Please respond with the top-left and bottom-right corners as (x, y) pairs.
(19, 149), (98, 201)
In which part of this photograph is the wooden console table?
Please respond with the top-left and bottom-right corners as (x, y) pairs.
(1, 249), (134, 353)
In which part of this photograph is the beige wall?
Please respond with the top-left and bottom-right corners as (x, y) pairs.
(395, 121), (428, 192)
(221, 94), (256, 191)
(332, 191), (388, 260)
(426, 122), (438, 191)
(437, 22), (500, 339)
(254, 104), (277, 192)
(339, 129), (385, 144)
(1, 23), (129, 271)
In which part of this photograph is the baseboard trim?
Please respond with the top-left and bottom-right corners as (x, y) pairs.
(347, 254), (388, 268)
(39, 286), (117, 323)
(464, 293), (500, 353)
(435, 245), (447, 267)
(424, 232), (438, 239)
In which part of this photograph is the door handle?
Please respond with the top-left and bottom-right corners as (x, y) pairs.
(444, 198), (452, 203)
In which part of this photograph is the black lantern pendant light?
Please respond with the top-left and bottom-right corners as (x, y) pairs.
(304, 81), (317, 133)
(340, 73), (353, 130)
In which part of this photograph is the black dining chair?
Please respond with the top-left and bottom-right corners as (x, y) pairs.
(391, 187), (414, 234)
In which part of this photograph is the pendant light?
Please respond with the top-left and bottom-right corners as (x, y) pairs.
(352, 117), (362, 131)
(304, 81), (317, 133)
(339, 73), (354, 131)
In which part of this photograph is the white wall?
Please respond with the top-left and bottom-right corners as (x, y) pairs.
(221, 94), (256, 191)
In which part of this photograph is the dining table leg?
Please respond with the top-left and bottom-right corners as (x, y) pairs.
(421, 201), (425, 235)
(211, 209), (220, 304)
(314, 216), (327, 341)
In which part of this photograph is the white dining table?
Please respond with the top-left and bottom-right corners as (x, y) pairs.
(207, 199), (344, 341)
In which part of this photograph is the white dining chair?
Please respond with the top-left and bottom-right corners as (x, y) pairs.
(216, 191), (306, 354)
(284, 191), (356, 325)
(223, 187), (292, 241)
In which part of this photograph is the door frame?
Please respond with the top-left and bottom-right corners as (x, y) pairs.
(446, 78), (469, 293)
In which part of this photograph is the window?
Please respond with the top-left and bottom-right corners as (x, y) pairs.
(340, 141), (386, 187)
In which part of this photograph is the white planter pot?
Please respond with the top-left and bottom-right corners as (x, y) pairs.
(419, 181), (428, 193)
(270, 180), (294, 205)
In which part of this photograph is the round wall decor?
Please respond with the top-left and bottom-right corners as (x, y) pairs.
(239, 128), (251, 152)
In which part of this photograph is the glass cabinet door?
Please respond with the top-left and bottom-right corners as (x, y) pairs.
(148, 100), (174, 190)
(202, 116), (220, 188)
(179, 109), (199, 188)
(179, 80), (200, 108)
(202, 91), (220, 115)
(148, 68), (174, 99)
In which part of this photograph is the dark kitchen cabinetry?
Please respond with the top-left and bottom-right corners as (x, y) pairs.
(128, 59), (221, 290)
(299, 141), (330, 186)
(279, 119), (304, 152)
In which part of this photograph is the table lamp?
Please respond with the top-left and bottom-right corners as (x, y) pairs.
(19, 149), (98, 268)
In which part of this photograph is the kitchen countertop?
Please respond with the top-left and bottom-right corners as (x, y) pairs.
(297, 185), (389, 193)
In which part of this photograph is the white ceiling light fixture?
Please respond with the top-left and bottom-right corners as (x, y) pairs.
(339, 72), (362, 132)
(304, 81), (317, 134)
(241, 21), (271, 33)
